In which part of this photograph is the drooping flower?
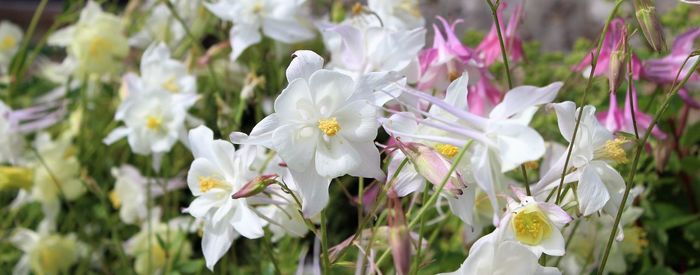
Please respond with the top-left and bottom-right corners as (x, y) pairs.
(184, 125), (267, 270)
(643, 28), (700, 108)
(48, 1), (129, 77)
(0, 20), (22, 74)
(597, 83), (667, 139)
(384, 74), (562, 224)
(109, 165), (185, 224)
(124, 214), (194, 275)
(231, 50), (384, 217)
(573, 18), (643, 81)
(497, 188), (572, 257)
(534, 102), (627, 217)
(129, 0), (202, 48)
(9, 228), (81, 275)
(205, 0), (315, 61)
(440, 230), (561, 275)
(474, 3), (524, 67)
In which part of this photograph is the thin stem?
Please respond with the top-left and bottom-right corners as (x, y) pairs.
(357, 177), (365, 230)
(411, 184), (431, 275)
(555, 0), (624, 204)
(485, 0), (530, 195)
(626, 33), (640, 140)
(321, 209), (331, 274)
(263, 233), (282, 275)
(554, 219), (581, 267)
(597, 52), (700, 274)
(7, 0), (49, 101)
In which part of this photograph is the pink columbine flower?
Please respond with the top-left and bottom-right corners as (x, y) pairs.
(573, 18), (644, 80)
(643, 28), (700, 108)
(475, 3), (524, 67)
(597, 84), (667, 139)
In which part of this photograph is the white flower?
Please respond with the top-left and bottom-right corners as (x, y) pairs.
(31, 132), (85, 205)
(124, 214), (194, 275)
(185, 125), (267, 270)
(48, 1), (128, 77)
(103, 43), (198, 160)
(108, 165), (186, 224)
(129, 0), (201, 48)
(0, 101), (24, 164)
(205, 0), (315, 61)
(497, 188), (572, 257)
(366, 0), (425, 31)
(0, 20), (23, 74)
(440, 230), (561, 275)
(231, 50), (384, 217)
(533, 102), (627, 217)
(10, 228), (81, 275)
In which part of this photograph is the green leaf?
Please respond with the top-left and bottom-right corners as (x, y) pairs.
(681, 122), (700, 147)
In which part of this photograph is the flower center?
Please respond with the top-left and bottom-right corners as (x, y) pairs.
(198, 176), (225, 193)
(435, 144), (458, 158)
(146, 116), (162, 130)
(512, 206), (552, 245)
(318, 117), (341, 137)
(0, 36), (16, 51)
(162, 76), (180, 93)
(597, 137), (628, 164)
(88, 37), (111, 58)
(109, 190), (121, 209)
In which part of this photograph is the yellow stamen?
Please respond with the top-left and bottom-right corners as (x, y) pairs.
(351, 2), (364, 15)
(109, 190), (121, 209)
(599, 137), (628, 164)
(318, 117), (341, 137)
(0, 36), (16, 50)
(524, 161), (539, 170)
(448, 70), (461, 82)
(146, 116), (162, 130)
(252, 3), (264, 13)
(512, 205), (552, 245)
(435, 144), (459, 158)
(198, 176), (225, 193)
(88, 37), (110, 58)
(162, 77), (180, 93)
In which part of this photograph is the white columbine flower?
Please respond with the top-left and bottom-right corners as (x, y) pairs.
(129, 0), (201, 48)
(31, 132), (85, 208)
(0, 20), (22, 74)
(10, 228), (81, 275)
(497, 188), (572, 257)
(185, 125), (267, 270)
(48, 1), (128, 77)
(124, 214), (194, 275)
(103, 43), (198, 166)
(231, 50), (384, 217)
(441, 230), (561, 275)
(205, 0), (315, 61)
(533, 102), (627, 217)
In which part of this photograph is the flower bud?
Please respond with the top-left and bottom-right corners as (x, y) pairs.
(394, 139), (465, 195)
(388, 191), (410, 275)
(231, 174), (278, 199)
(330, 0), (346, 23)
(0, 166), (33, 190)
(608, 28), (628, 93)
(633, 0), (667, 52)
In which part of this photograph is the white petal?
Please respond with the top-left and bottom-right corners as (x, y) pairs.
(309, 70), (355, 117)
(103, 127), (130, 145)
(577, 164), (610, 216)
(274, 78), (314, 121)
(490, 82), (562, 120)
(47, 26), (75, 46)
(229, 23), (262, 62)
(550, 101), (577, 143)
(272, 124), (317, 172)
(202, 221), (238, 271)
(286, 50), (324, 82)
(315, 136), (361, 178)
(230, 114), (280, 148)
(346, 140), (384, 180)
(446, 186), (475, 225)
(537, 225), (566, 256)
(289, 168), (331, 217)
(231, 201), (265, 239)
(490, 122), (545, 172)
(262, 18), (315, 44)
(335, 100), (378, 142)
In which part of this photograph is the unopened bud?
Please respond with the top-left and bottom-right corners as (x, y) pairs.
(608, 28), (628, 93)
(330, 0), (346, 23)
(395, 139), (465, 195)
(633, 0), (667, 52)
(231, 174), (278, 199)
(0, 166), (33, 190)
(388, 191), (410, 275)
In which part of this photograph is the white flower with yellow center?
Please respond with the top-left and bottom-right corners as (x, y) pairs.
(9, 228), (81, 275)
(0, 20), (22, 74)
(184, 125), (267, 270)
(205, 0), (315, 61)
(47, 1), (128, 77)
(231, 50), (384, 217)
(441, 230), (561, 275)
(125, 43), (197, 98)
(498, 189), (571, 257)
(124, 214), (194, 275)
(30, 133), (85, 205)
(533, 102), (628, 217)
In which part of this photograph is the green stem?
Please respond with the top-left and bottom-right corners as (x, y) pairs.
(554, 0), (624, 204)
(7, 0), (49, 102)
(485, 0), (531, 195)
(320, 209), (331, 274)
(597, 52), (700, 275)
(263, 233), (282, 275)
(410, 184), (431, 275)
